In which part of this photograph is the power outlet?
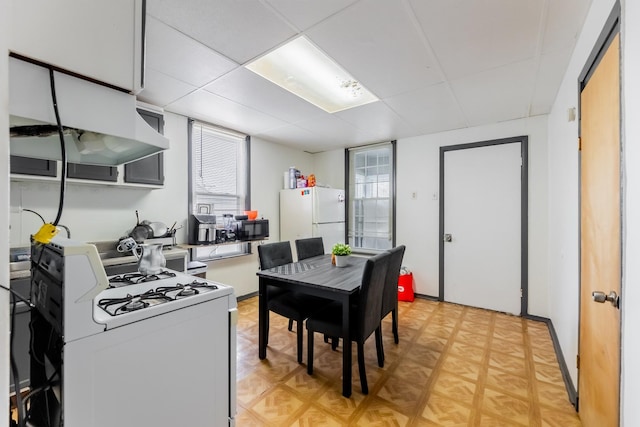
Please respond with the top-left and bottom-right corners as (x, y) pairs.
(410, 191), (417, 200)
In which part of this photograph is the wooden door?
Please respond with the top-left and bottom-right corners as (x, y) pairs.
(442, 142), (522, 315)
(579, 32), (621, 426)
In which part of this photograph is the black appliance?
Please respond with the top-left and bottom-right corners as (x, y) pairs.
(189, 214), (217, 244)
(236, 219), (269, 241)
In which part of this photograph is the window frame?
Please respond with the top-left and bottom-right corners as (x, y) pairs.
(188, 119), (251, 261)
(345, 140), (396, 254)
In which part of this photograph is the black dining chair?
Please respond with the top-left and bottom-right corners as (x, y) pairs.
(257, 241), (330, 363)
(295, 237), (325, 261)
(381, 245), (406, 345)
(306, 251), (390, 394)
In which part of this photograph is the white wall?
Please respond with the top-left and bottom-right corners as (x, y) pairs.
(312, 149), (345, 190)
(396, 116), (549, 315)
(250, 136), (314, 243)
(1, 0), (11, 423)
(621, 0), (640, 424)
(547, 0), (617, 390)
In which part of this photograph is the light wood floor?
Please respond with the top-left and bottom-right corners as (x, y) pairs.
(236, 296), (582, 426)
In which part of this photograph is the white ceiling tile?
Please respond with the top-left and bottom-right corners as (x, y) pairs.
(147, 0), (296, 63)
(295, 114), (378, 146)
(138, 68), (197, 107)
(145, 17), (238, 87)
(542, 0), (591, 54)
(255, 124), (339, 153)
(411, 0), (543, 80)
(165, 90), (287, 135)
(202, 67), (325, 124)
(383, 83), (468, 135)
(264, 0), (359, 31)
(307, 0), (442, 99)
(450, 60), (536, 127)
(335, 101), (417, 141)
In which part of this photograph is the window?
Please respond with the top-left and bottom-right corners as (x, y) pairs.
(347, 141), (395, 253)
(189, 120), (250, 260)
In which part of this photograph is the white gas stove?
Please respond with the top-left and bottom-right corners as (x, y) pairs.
(27, 236), (237, 427)
(95, 269), (230, 329)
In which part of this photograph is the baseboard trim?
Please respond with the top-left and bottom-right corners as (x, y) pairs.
(524, 314), (578, 409)
(413, 293), (439, 301)
(237, 291), (258, 301)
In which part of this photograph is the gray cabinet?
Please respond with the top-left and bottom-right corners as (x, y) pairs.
(67, 163), (118, 182)
(67, 108), (166, 183)
(124, 109), (165, 185)
(11, 109), (165, 186)
(10, 155), (56, 177)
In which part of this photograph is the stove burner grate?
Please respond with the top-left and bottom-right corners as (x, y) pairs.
(98, 290), (173, 316)
(156, 280), (218, 298)
(177, 286), (197, 297)
(121, 296), (149, 312)
(108, 270), (178, 287)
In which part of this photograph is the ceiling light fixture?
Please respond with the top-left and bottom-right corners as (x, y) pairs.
(246, 36), (378, 113)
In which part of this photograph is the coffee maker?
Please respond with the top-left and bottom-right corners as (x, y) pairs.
(189, 214), (217, 244)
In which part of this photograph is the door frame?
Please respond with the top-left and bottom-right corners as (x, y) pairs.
(576, 1), (621, 414)
(439, 136), (529, 315)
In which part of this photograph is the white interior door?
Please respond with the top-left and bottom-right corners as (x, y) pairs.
(443, 142), (522, 315)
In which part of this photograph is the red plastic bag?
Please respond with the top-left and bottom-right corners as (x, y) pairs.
(398, 273), (414, 302)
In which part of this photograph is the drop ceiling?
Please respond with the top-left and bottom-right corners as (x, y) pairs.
(140, 0), (592, 153)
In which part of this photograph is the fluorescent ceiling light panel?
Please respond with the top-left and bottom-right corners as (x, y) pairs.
(246, 37), (378, 113)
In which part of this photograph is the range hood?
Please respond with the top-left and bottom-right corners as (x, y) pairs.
(9, 57), (169, 166)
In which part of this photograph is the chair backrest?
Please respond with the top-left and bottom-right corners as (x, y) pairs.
(357, 251), (391, 340)
(295, 237), (325, 261)
(382, 245), (406, 315)
(257, 241), (293, 270)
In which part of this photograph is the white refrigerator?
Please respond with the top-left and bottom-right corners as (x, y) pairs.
(280, 187), (346, 257)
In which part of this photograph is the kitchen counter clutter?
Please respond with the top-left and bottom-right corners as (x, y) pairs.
(9, 241), (188, 280)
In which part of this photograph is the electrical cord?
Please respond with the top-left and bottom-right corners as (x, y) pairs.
(0, 284), (35, 308)
(49, 67), (67, 228)
(10, 293), (26, 427)
(22, 209), (45, 224)
(1, 284), (39, 427)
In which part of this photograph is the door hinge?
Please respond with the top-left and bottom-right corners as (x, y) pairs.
(520, 288), (523, 298)
(577, 354), (580, 369)
(578, 137), (582, 151)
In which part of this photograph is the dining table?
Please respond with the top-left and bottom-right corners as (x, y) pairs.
(256, 254), (367, 397)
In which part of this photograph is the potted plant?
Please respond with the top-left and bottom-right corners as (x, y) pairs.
(331, 243), (352, 267)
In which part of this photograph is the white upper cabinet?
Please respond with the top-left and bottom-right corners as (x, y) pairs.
(10, 0), (144, 94)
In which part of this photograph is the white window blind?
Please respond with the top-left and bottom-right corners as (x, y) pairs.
(191, 121), (247, 218)
(189, 120), (249, 261)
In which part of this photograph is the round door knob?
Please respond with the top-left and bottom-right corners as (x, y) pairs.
(592, 290), (619, 308)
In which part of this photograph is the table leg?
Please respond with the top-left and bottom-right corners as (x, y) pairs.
(342, 293), (352, 397)
(258, 278), (267, 359)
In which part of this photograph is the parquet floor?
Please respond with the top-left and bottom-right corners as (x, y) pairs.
(235, 296), (582, 426)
